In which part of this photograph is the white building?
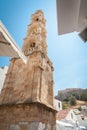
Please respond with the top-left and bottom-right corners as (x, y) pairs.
(56, 120), (74, 130)
(57, 109), (77, 124)
(81, 105), (87, 110)
(0, 66), (8, 93)
(56, 109), (78, 130)
(54, 98), (62, 111)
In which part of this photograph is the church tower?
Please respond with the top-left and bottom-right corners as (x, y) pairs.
(0, 10), (56, 130)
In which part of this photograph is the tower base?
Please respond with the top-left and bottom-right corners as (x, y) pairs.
(0, 103), (56, 130)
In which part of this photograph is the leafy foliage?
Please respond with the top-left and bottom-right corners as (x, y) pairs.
(78, 107), (82, 111)
(80, 94), (87, 101)
(70, 97), (77, 106)
(62, 102), (68, 109)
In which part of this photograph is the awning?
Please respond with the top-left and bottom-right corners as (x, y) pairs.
(0, 21), (27, 64)
(56, 0), (87, 35)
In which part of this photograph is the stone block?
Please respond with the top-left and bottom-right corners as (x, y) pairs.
(10, 125), (20, 130)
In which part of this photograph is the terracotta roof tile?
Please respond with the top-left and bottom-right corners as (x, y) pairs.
(57, 109), (71, 120)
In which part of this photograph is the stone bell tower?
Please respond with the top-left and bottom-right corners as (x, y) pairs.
(0, 10), (56, 130)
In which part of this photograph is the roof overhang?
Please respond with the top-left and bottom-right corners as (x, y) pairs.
(56, 0), (87, 36)
(0, 21), (27, 64)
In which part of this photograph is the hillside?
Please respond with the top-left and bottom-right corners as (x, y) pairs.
(71, 100), (86, 109)
(55, 88), (87, 101)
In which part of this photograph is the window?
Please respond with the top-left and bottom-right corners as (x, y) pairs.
(30, 43), (35, 48)
(58, 102), (60, 108)
(36, 18), (39, 21)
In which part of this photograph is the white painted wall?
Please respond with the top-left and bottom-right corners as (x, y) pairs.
(54, 99), (62, 111)
(56, 120), (74, 130)
(66, 110), (77, 123)
(81, 105), (87, 110)
(0, 66), (8, 93)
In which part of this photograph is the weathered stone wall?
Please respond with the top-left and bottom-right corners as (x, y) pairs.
(0, 10), (56, 130)
(0, 51), (54, 109)
(0, 103), (56, 130)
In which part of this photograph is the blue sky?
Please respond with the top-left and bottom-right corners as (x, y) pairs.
(0, 0), (87, 95)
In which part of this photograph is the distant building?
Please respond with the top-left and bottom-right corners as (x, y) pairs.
(81, 105), (87, 110)
(81, 109), (87, 118)
(57, 109), (77, 124)
(73, 109), (81, 115)
(54, 98), (62, 111)
(0, 66), (8, 93)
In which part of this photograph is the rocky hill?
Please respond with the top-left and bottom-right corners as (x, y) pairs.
(55, 88), (87, 101)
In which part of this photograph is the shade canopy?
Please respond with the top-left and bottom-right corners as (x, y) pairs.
(56, 0), (87, 35)
(0, 21), (27, 64)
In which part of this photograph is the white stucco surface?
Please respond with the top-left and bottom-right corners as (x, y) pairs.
(54, 99), (62, 111)
(0, 66), (8, 93)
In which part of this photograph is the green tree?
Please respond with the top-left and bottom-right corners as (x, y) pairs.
(62, 102), (68, 109)
(78, 107), (82, 111)
(70, 97), (76, 106)
(80, 94), (87, 101)
(63, 98), (69, 102)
